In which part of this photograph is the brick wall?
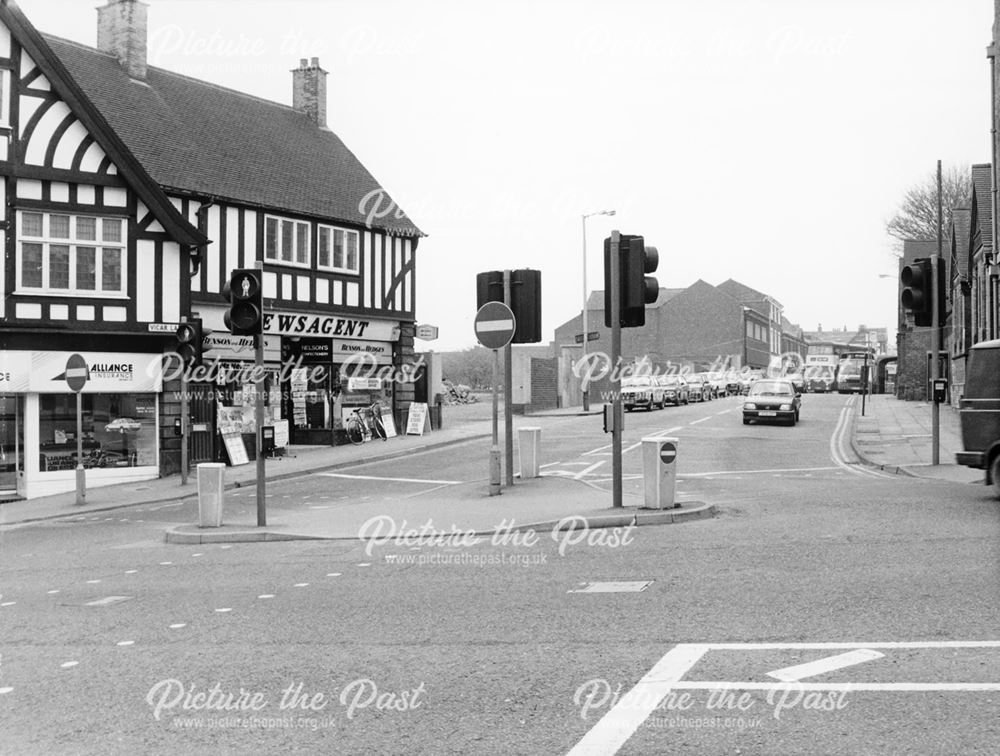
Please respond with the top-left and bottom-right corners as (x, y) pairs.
(159, 365), (182, 476)
(896, 329), (932, 400)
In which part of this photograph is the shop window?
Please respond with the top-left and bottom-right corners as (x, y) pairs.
(38, 393), (157, 472)
(17, 211), (126, 296)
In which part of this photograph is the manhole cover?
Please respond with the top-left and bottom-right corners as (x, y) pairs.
(568, 581), (653, 593)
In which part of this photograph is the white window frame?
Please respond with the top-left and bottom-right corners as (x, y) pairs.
(263, 214), (311, 269)
(0, 70), (9, 127)
(316, 224), (360, 275)
(15, 211), (127, 297)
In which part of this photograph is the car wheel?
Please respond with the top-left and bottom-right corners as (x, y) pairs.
(991, 454), (1000, 499)
(743, 418), (750, 425)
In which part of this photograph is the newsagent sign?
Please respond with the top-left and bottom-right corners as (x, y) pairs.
(262, 312), (400, 341)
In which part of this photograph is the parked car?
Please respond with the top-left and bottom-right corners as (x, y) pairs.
(957, 339), (1000, 494)
(686, 374), (712, 402)
(742, 379), (801, 426)
(784, 372), (805, 394)
(724, 371), (742, 396)
(707, 372), (729, 398)
(805, 366), (835, 393)
(739, 370), (766, 395)
(621, 376), (664, 412)
(657, 375), (690, 406)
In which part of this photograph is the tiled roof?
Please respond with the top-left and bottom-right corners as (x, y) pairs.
(971, 163), (992, 251)
(951, 207), (972, 280)
(585, 287), (683, 310)
(42, 34), (422, 237)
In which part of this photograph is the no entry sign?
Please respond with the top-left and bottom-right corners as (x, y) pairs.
(474, 302), (516, 350)
(64, 354), (89, 393)
(659, 441), (677, 464)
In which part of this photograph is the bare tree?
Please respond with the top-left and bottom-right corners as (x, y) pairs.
(441, 346), (496, 390)
(886, 164), (973, 245)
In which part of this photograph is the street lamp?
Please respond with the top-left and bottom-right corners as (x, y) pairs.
(581, 209), (615, 411)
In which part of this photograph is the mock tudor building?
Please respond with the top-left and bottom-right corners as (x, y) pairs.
(0, 0), (422, 499)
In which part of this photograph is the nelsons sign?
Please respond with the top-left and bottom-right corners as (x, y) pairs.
(262, 313), (399, 341)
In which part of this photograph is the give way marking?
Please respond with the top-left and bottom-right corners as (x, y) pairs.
(567, 640), (1000, 756)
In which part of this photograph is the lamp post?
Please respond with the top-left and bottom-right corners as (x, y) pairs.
(581, 209), (615, 411)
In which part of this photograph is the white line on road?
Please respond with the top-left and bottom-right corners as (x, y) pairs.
(316, 473), (461, 485)
(567, 644), (708, 756)
(665, 681), (1000, 692)
(679, 466), (840, 478)
(575, 460), (606, 479)
(767, 648), (884, 681)
(689, 417), (712, 425)
(707, 640), (1000, 649)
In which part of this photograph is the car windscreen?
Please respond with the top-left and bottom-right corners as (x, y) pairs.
(966, 347), (1000, 398)
(749, 381), (793, 396)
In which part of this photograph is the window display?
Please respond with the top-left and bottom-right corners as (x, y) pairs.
(39, 393), (157, 471)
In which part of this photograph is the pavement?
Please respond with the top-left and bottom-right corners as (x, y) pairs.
(0, 393), (985, 542)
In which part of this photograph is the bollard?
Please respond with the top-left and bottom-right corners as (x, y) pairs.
(197, 463), (226, 527)
(518, 427), (542, 479)
(641, 437), (679, 509)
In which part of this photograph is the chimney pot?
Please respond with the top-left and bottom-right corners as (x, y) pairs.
(300, 58), (308, 68)
(310, 56), (319, 67)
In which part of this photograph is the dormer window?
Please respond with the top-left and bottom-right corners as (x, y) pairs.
(317, 224), (359, 274)
(16, 211), (125, 296)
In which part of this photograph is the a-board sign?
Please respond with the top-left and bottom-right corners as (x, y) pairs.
(406, 402), (429, 435)
(222, 432), (249, 466)
(273, 419), (289, 448)
(381, 406), (398, 438)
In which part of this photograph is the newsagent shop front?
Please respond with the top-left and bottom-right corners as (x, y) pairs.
(0, 350), (162, 500)
(196, 308), (401, 450)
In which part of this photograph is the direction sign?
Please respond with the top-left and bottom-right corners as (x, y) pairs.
(574, 331), (600, 344)
(474, 302), (516, 350)
(659, 441), (676, 464)
(65, 354), (89, 392)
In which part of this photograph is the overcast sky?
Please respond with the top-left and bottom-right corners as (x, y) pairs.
(17, 0), (995, 351)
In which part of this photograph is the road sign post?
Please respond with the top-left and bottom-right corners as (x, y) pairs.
(609, 231), (623, 509)
(65, 354), (89, 505)
(474, 301), (516, 496)
(503, 270), (514, 488)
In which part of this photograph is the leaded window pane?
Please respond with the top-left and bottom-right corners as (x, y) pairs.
(22, 243), (42, 287)
(102, 218), (122, 243)
(22, 213), (42, 237)
(76, 217), (97, 241)
(265, 217), (278, 259)
(50, 215), (70, 239)
(77, 246), (96, 290)
(102, 248), (122, 291)
(280, 220), (294, 262)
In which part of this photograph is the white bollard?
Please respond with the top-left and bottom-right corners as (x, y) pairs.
(641, 437), (679, 509)
(518, 427), (542, 479)
(197, 463), (226, 527)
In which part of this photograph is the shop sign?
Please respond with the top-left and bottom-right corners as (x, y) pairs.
(203, 333), (281, 362)
(263, 312), (399, 341)
(332, 339), (392, 365)
(347, 377), (382, 391)
(28, 351), (162, 393)
(0, 352), (32, 391)
(297, 341), (332, 364)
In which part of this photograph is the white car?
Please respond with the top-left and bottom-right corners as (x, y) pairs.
(621, 377), (664, 411)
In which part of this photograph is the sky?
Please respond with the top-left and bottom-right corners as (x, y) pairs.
(16, 0), (995, 351)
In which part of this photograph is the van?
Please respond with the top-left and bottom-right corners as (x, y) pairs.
(957, 339), (1000, 493)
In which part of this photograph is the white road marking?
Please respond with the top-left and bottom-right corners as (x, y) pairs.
(257, 595), (274, 599)
(539, 461), (565, 468)
(767, 648), (884, 681)
(1, 601), (15, 607)
(47, 590), (59, 595)
(679, 466), (840, 478)
(668, 681), (1000, 692)
(116, 640), (135, 647)
(575, 461), (607, 479)
(85, 580), (101, 584)
(716, 410), (730, 415)
(294, 583), (309, 588)
(357, 563), (372, 567)
(169, 623), (187, 629)
(84, 596), (131, 606)
(0, 687), (13, 694)
(326, 573), (342, 577)
(567, 644), (709, 756)
(215, 608), (233, 613)
(583, 443), (613, 456)
(689, 417), (712, 425)
(60, 661), (79, 669)
(317, 473), (460, 485)
(159, 561), (173, 565)
(124, 570), (138, 574)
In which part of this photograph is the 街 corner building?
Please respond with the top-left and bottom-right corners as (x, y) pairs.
(0, 0), (423, 499)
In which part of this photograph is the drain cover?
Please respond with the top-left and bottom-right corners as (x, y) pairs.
(569, 581), (653, 593)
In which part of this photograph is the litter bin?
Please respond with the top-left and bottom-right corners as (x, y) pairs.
(518, 427), (542, 479)
(197, 462), (226, 527)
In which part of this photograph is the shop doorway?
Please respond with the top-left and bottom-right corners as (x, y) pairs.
(0, 394), (24, 497)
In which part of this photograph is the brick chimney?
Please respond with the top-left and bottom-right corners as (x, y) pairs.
(292, 57), (328, 127)
(97, 0), (148, 81)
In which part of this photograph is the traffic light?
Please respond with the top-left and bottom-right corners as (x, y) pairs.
(224, 268), (263, 335)
(175, 318), (203, 367)
(475, 269), (542, 344)
(604, 234), (659, 328)
(900, 258), (933, 328)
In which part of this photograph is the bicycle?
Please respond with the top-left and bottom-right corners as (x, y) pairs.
(345, 402), (388, 445)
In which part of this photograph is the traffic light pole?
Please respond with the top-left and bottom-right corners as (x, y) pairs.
(503, 270), (514, 487)
(180, 316), (189, 487)
(609, 231), (623, 509)
(255, 332), (266, 526)
(931, 160), (942, 466)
